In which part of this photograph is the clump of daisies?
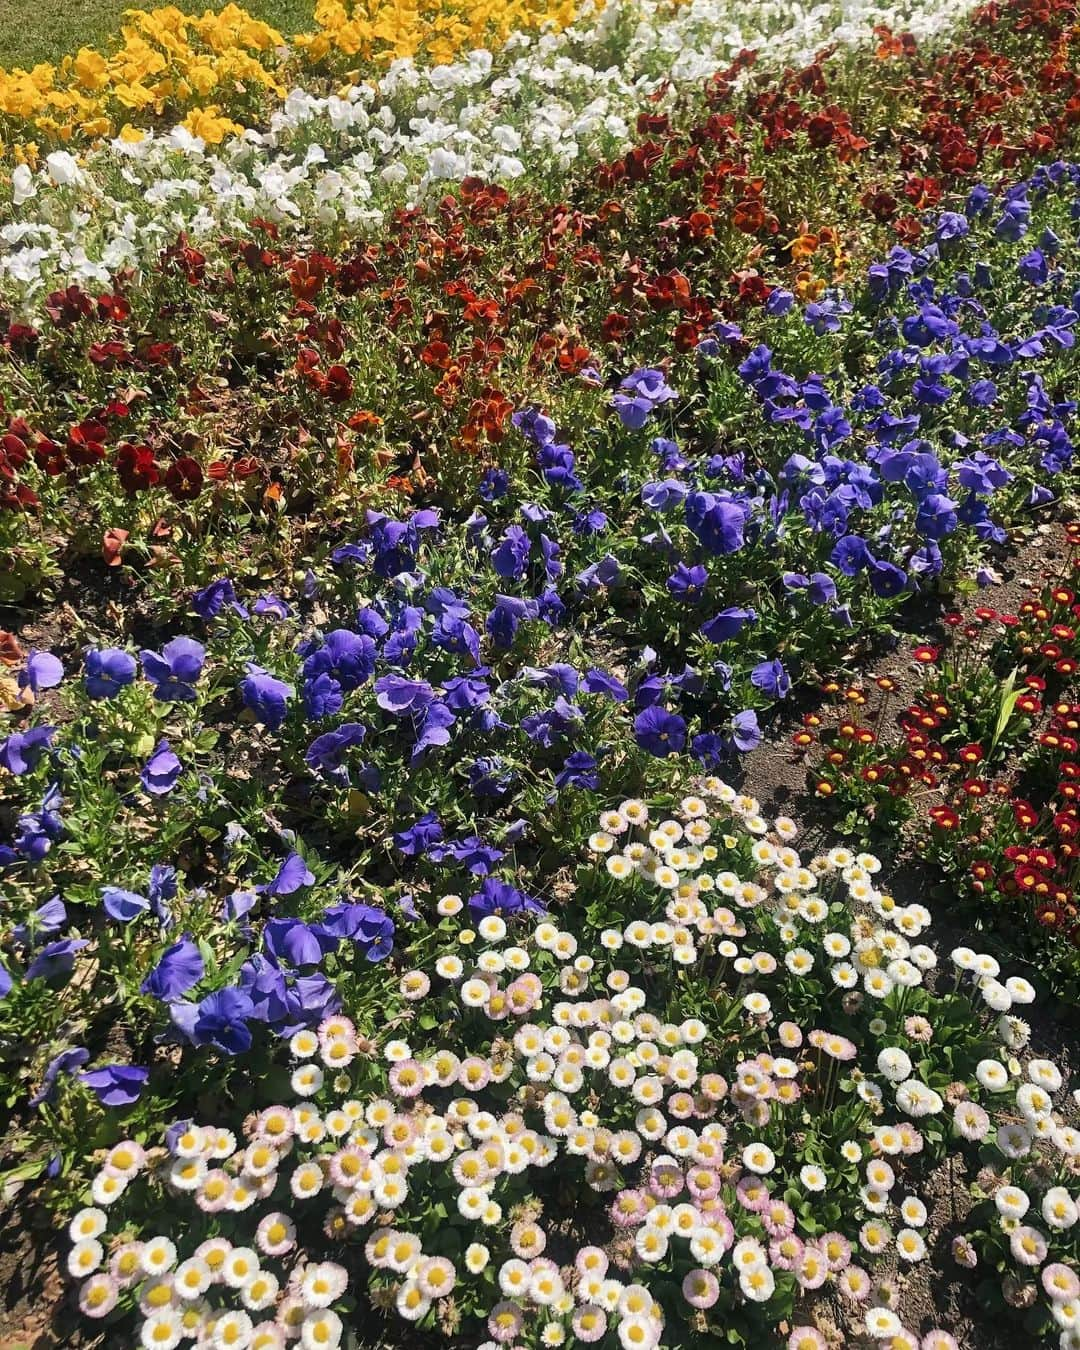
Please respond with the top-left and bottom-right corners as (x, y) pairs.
(67, 780), (1076, 1347)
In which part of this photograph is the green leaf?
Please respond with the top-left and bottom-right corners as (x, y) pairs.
(989, 667), (1022, 756)
(0, 1159), (47, 1189)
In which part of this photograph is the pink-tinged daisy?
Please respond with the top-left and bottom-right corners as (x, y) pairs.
(838, 1264), (872, 1300)
(211, 1310), (254, 1347)
(110, 1242), (144, 1288)
(138, 1275), (176, 1318)
(105, 1140), (146, 1179)
(383, 1114), (417, 1150)
(256, 1213), (297, 1258)
(1010, 1226), (1049, 1266)
(387, 1059), (424, 1098)
(575, 1247), (609, 1280)
(300, 1309), (343, 1348)
(320, 1037), (356, 1071)
(739, 1265), (776, 1302)
(416, 1256), (456, 1300)
(611, 1189), (648, 1228)
(400, 969), (431, 1001)
(78, 1274), (119, 1319)
(488, 1301), (525, 1343)
(192, 1237), (231, 1277)
(762, 1200), (795, 1237)
(195, 1169), (231, 1213)
(618, 1314), (660, 1349)
(667, 1092), (696, 1120)
(921, 1333), (960, 1350)
(274, 1295), (308, 1338)
(1043, 1263), (1080, 1303)
(953, 1101), (990, 1142)
(317, 1015), (357, 1048)
(139, 1309), (183, 1348)
(242, 1141), (279, 1179)
(795, 1245), (828, 1290)
(510, 1222), (546, 1259)
(250, 1324), (286, 1350)
(328, 1145), (370, 1190)
(821, 1232), (852, 1271)
(459, 1057), (493, 1091)
(699, 1072), (729, 1102)
(686, 1167), (719, 1202)
(788, 1330), (827, 1350)
(647, 1159), (684, 1200)
(682, 1268), (720, 1309)
(300, 1261), (348, 1307)
(769, 1235), (805, 1272)
(571, 1305), (607, 1343)
(253, 1107), (294, 1147)
(736, 1174), (772, 1211)
(173, 1257), (213, 1301)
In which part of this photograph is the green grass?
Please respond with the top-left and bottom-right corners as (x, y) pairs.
(0, 0), (316, 71)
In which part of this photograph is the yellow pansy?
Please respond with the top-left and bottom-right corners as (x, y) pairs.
(73, 48), (110, 91)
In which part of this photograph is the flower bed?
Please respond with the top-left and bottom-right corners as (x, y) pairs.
(4, 0), (1073, 298)
(1, 0), (1079, 1346)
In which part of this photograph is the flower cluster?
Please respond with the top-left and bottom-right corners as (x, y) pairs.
(797, 523), (1080, 985)
(60, 785), (1079, 1348)
(4, 0), (1068, 300)
(0, 5), (286, 147)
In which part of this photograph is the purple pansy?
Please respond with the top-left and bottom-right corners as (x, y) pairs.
(139, 637), (206, 702)
(80, 1063), (148, 1107)
(634, 706), (687, 758)
(141, 935), (204, 1001)
(240, 664), (293, 729)
(141, 739), (182, 795)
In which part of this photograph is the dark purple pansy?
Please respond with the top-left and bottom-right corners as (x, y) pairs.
(258, 852), (314, 897)
(375, 676), (436, 715)
(24, 938), (87, 982)
(102, 887), (150, 923)
(468, 877), (545, 919)
(240, 664), (293, 729)
(139, 637), (206, 702)
(0, 725), (56, 776)
(29, 1046), (89, 1107)
(191, 989), (254, 1055)
(750, 659), (791, 701)
(701, 608), (755, 643)
(11, 895), (66, 947)
(731, 709), (762, 752)
(20, 650), (64, 693)
(394, 813), (443, 856)
(633, 706), (687, 758)
(84, 648), (137, 699)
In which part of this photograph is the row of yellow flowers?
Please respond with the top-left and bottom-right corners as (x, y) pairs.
(0, 0), (595, 152)
(295, 0), (583, 68)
